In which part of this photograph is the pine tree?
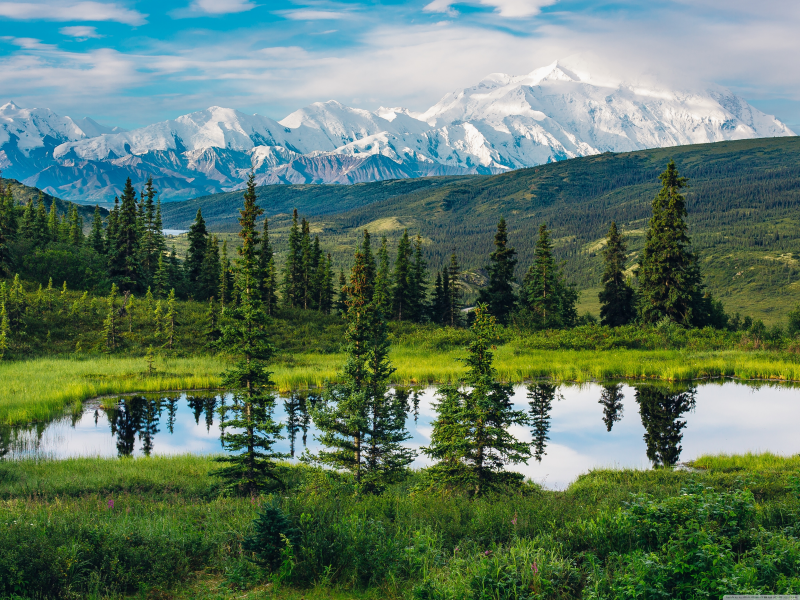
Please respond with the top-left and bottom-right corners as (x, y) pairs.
(47, 199), (58, 243)
(409, 234), (428, 322)
(214, 171), (285, 495)
(34, 194), (49, 248)
(0, 202), (10, 278)
(598, 222), (636, 327)
(139, 178), (161, 281)
(317, 253), (334, 314)
(431, 271), (445, 324)
(103, 283), (119, 351)
(153, 299), (163, 339)
(391, 229), (412, 321)
(164, 288), (176, 349)
(310, 242), (414, 490)
(335, 269), (347, 315)
(68, 205), (83, 246)
(635, 384), (696, 467)
(477, 218), (517, 324)
(447, 253), (463, 327)
(185, 208), (208, 289)
(259, 219), (278, 314)
(153, 253), (169, 298)
(282, 209), (302, 308)
(637, 161), (704, 325)
(300, 219), (314, 309)
(109, 178), (142, 291)
(203, 296), (221, 345)
(20, 196), (35, 242)
(422, 304), (531, 495)
(168, 244), (182, 292)
(199, 235), (221, 301)
(89, 205), (105, 254)
(373, 237), (392, 318)
(522, 223), (573, 329)
(220, 239), (232, 313)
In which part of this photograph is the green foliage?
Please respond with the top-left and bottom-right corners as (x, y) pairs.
(423, 304), (531, 495)
(242, 501), (299, 571)
(478, 218), (517, 324)
(599, 221), (636, 326)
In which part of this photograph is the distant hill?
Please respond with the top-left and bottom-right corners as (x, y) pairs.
(168, 137), (800, 323)
(0, 178), (107, 223)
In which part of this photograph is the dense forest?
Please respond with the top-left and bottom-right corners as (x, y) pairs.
(162, 137), (800, 321)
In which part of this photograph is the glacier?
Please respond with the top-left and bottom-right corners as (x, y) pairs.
(0, 61), (793, 203)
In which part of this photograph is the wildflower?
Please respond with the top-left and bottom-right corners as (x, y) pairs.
(484, 550), (492, 557)
(108, 499), (114, 509)
(511, 511), (517, 526)
(454, 546), (459, 553)
(531, 561), (538, 574)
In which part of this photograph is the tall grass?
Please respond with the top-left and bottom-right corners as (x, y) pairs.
(5, 347), (800, 426)
(0, 355), (224, 424)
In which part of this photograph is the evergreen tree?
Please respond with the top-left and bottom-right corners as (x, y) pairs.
(477, 218), (517, 324)
(153, 253), (169, 298)
(20, 196), (35, 242)
(139, 178), (161, 281)
(68, 205), (83, 246)
(0, 203), (10, 278)
(282, 209), (302, 308)
(214, 171), (285, 495)
(391, 229), (412, 320)
(373, 237), (392, 318)
(335, 269), (347, 315)
(598, 222), (636, 327)
(220, 239), (232, 313)
(637, 161), (704, 325)
(409, 234), (428, 322)
(203, 296), (221, 345)
(199, 235), (221, 301)
(89, 205), (105, 254)
(310, 242), (414, 490)
(108, 178), (142, 291)
(103, 283), (119, 351)
(522, 223), (576, 329)
(164, 288), (176, 349)
(422, 304), (531, 495)
(431, 271), (445, 324)
(47, 199), (58, 243)
(0, 301), (9, 360)
(361, 229), (376, 295)
(34, 194), (49, 248)
(300, 219), (314, 309)
(259, 219), (278, 314)
(635, 384), (696, 467)
(527, 383), (557, 462)
(185, 208), (208, 289)
(168, 244), (182, 292)
(447, 253), (463, 327)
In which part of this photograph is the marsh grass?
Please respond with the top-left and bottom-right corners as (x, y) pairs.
(6, 347), (800, 426)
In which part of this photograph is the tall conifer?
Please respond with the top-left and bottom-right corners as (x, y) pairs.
(185, 209), (208, 289)
(391, 230), (412, 320)
(477, 218), (517, 324)
(598, 222), (636, 327)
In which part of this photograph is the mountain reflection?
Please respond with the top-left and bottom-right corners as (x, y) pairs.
(634, 384), (697, 467)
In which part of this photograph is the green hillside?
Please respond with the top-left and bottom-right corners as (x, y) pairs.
(162, 137), (800, 323)
(0, 177), (106, 224)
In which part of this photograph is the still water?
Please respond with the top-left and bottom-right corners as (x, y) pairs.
(3, 381), (799, 489)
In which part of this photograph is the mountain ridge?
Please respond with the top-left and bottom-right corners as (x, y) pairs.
(1, 61), (794, 202)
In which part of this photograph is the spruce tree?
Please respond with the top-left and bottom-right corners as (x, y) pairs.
(89, 205), (105, 254)
(0, 301), (9, 360)
(335, 269), (347, 315)
(637, 161), (704, 325)
(599, 383), (624, 432)
(203, 296), (221, 345)
(422, 304), (531, 495)
(199, 235), (221, 301)
(185, 208), (208, 289)
(139, 178), (160, 281)
(300, 219), (314, 309)
(259, 219), (278, 313)
(528, 382), (557, 462)
(477, 218), (517, 324)
(20, 196), (35, 242)
(522, 223), (569, 329)
(635, 384), (696, 467)
(68, 205), (83, 246)
(215, 171), (284, 495)
(391, 229), (412, 320)
(598, 222), (636, 327)
(153, 253), (169, 298)
(220, 239), (232, 313)
(103, 283), (119, 351)
(109, 178), (142, 291)
(447, 253), (463, 327)
(34, 194), (49, 248)
(310, 241), (413, 490)
(47, 199), (58, 243)
(164, 288), (176, 349)
(431, 271), (445, 324)
(0, 204), (10, 278)
(409, 234), (428, 322)
(282, 209), (302, 308)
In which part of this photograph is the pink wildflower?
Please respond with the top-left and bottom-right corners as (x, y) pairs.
(531, 561), (538, 574)
(511, 511), (517, 526)
(108, 499), (114, 509)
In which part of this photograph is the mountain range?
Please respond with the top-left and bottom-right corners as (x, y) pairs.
(0, 61), (794, 203)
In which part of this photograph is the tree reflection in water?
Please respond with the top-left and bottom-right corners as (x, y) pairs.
(634, 384), (697, 467)
(106, 396), (169, 457)
(527, 382), (559, 462)
(599, 384), (624, 432)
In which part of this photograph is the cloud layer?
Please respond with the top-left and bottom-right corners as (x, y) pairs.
(0, 0), (797, 131)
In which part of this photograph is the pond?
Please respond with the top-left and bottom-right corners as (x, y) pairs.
(3, 381), (799, 489)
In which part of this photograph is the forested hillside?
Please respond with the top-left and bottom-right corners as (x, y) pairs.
(0, 177), (104, 225)
(162, 137), (800, 321)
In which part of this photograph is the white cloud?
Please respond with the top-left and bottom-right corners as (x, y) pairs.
(0, 2), (146, 25)
(280, 9), (348, 20)
(423, 0), (557, 18)
(60, 25), (103, 39)
(188, 0), (256, 15)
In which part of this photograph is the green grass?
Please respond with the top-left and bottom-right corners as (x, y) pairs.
(7, 345), (800, 426)
(0, 355), (223, 424)
(1, 453), (798, 599)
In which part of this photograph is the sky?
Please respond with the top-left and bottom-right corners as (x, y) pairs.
(0, 0), (799, 131)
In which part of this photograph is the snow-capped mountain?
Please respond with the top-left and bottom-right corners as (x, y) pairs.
(1, 61), (794, 202)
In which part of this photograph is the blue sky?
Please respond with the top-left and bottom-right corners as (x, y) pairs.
(1, 0), (798, 131)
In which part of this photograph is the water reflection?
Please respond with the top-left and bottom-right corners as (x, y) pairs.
(599, 384), (624, 432)
(527, 383), (558, 462)
(634, 384), (697, 467)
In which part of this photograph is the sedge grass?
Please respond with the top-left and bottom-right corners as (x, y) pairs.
(5, 346), (800, 426)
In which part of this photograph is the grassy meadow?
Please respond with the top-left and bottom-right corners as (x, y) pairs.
(1, 453), (798, 599)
